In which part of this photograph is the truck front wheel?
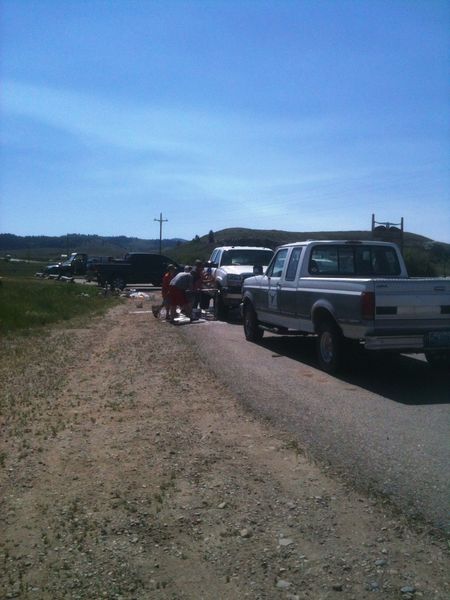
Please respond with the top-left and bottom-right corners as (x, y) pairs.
(425, 350), (450, 371)
(243, 303), (264, 342)
(316, 321), (342, 374)
(213, 291), (229, 321)
(111, 276), (126, 291)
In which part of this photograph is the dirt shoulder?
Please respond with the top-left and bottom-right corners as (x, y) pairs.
(0, 299), (448, 600)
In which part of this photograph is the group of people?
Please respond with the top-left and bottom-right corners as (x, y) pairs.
(153, 260), (212, 323)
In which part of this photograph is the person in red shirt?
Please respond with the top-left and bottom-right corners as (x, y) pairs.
(153, 264), (177, 319)
(191, 259), (214, 310)
(168, 266), (194, 321)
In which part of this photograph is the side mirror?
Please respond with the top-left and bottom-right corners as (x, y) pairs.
(208, 261), (218, 269)
(253, 265), (263, 275)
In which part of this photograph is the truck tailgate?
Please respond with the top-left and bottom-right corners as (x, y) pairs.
(373, 278), (450, 327)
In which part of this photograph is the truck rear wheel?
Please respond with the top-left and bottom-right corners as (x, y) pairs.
(243, 303), (264, 342)
(425, 350), (450, 371)
(316, 321), (342, 374)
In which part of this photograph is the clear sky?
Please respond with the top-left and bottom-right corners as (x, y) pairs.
(1, 0), (449, 242)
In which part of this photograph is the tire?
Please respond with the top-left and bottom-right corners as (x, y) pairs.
(213, 291), (229, 321)
(111, 276), (126, 291)
(425, 350), (450, 372)
(316, 321), (343, 374)
(243, 303), (264, 342)
(200, 293), (211, 310)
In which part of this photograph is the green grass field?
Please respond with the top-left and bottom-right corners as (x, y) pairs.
(0, 272), (120, 334)
(0, 259), (47, 278)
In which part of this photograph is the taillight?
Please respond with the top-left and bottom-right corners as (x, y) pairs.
(361, 291), (375, 320)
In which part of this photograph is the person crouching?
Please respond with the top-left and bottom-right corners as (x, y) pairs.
(168, 265), (194, 322)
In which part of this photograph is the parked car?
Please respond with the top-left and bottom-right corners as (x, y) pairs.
(42, 261), (62, 277)
(43, 253), (88, 278)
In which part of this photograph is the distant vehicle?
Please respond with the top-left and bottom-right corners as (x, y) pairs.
(43, 253), (88, 278)
(85, 256), (115, 281)
(43, 261), (62, 276)
(242, 240), (450, 373)
(206, 246), (274, 319)
(88, 252), (180, 289)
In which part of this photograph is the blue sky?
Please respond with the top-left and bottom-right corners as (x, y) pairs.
(1, 0), (449, 242)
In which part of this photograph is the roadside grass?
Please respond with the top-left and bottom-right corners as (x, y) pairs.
(0, 276), (121, 459)
(0, 277), (120, 334)
(0, 259), (47, 278)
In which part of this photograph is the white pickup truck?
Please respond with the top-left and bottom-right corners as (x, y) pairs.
(241, 240), (450, 373)
(207, 246), (274, 319)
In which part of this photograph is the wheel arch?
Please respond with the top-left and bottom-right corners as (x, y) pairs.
(242, 293), (254, 308)
(311, 302), (341, 334)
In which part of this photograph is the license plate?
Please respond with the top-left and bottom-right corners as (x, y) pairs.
(425, 331), (450, 348)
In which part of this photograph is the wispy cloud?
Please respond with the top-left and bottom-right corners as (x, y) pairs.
(3, 79), (448, 241)
(2, 80), (340, 156)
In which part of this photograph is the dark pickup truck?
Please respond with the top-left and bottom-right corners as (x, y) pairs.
(43, 253), (88, 278)
(88, 253), (179, 289)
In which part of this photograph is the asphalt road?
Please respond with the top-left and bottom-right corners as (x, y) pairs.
(182, 313), (450, 534)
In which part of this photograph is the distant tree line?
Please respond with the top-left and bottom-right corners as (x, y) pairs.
(0, 233), (187, 251)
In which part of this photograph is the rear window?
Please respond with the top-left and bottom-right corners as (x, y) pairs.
(309, 245), (401, 277)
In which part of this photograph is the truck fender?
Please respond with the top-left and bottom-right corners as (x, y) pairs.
(242, 290), (255, 306)
(311, 300), (340, 333)
(214, 271), (224, 286)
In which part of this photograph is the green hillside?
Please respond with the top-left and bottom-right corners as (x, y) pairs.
(0, 234), (185, 261)
(2, 229), (449, 276)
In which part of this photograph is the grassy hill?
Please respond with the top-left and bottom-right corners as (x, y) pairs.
(0, 233), (186, 261)
(2, 228), (449, 276)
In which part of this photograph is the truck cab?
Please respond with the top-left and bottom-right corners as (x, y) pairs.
(207, 246), (274, 319)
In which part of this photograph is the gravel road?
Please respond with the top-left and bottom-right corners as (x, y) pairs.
(1, 298), (449, 599)
(182, 315), (450, 534)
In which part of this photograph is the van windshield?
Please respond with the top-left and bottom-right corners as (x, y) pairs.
(221, 249), (273, 267)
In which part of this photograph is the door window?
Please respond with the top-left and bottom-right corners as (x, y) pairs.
(266, 249), (288, 278)
(285, 248), (303, 281)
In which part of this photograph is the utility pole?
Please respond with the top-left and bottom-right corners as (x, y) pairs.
(154, 212), (168, 254)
